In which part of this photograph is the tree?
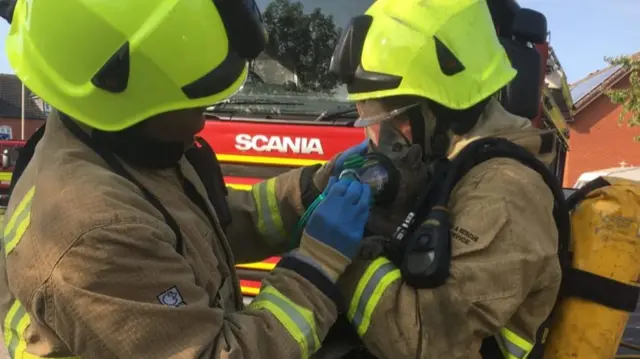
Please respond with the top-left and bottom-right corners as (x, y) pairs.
(605, 55), (640, 141)
(262, 0), (341, 92)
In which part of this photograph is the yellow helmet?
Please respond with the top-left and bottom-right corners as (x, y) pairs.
(6, 0), (268, 132)
(330, 0), (517, 110)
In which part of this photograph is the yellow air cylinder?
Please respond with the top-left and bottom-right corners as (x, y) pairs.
(543, 177), (640, 359)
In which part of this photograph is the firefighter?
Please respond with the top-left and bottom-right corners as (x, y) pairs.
(312, 0), (563, 358)
(0, 1), (372, 358)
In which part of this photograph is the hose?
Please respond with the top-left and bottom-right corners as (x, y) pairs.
(290, 193), (326, 248)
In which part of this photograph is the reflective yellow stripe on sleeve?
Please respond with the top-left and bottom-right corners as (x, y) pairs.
(248, 286), (320, 358)
(251, 178), (287, 246)
(495, 327), (534, 359)
(3, 300), (79, 359)
(347, 257), (401, 337)
(3, 186), (35, 256)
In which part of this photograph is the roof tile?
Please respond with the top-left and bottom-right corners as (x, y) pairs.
(569, 50), (640, 106)
(570, 65), (623, 104)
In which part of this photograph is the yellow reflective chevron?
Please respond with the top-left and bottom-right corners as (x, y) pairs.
(0, 171), (12, 182)
(1, 186), (79, 359)
(3, 186), (35, 256)
(347, 257), (401, 337)
(249, 286), (320, 358)
(3, 300), (21, 358)
(251, 178), (287, 246)
(495, 327), (534, 359)
(3, 300), (79, 359)
(226, 183), (251, 191)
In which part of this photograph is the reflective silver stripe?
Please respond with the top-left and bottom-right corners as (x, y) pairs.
(252, 179), (287, 246)
(3, 186), (35, 256)
(3, 299), (81, 359)
(249, 286), (319, 357)
(288, 250), (333, 281)
(6, 301), (26, 358)
(495, 327), (534, 359)
(347, 257), (401, 337)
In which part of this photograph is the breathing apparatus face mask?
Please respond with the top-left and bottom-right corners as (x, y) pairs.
(338, 102), (437, 238)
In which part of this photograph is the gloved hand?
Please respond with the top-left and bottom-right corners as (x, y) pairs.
(333, 140), (370, 176)
(313, 140), (369, 190)
(300, 177), (371, 281)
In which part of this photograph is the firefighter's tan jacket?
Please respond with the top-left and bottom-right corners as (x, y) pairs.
(338, 99), (562, 359)
(0, 112), (340, 359)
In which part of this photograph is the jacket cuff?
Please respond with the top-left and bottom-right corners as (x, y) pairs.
(299, 232), (351, 282)
(312, 156), (339, 190)
(299, 164), (323, 211)
(276, 250), (342, 306)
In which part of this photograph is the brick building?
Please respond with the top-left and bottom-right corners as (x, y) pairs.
(0, 74), (47, 141)
(564, 59), (640, 187)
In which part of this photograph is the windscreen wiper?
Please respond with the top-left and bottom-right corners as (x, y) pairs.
(314, 105), (358, 122)
(208, 98), (306, 112)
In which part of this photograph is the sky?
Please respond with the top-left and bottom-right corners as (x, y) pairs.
(1, 0), (638, 84)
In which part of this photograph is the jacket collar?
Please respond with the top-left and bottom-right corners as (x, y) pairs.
(448, 98), (557, 166)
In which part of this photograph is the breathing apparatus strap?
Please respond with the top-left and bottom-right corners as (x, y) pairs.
(389, 134), (569, 293)
(386, 101), (477, 246)
(184, 137), (232, 229)
(468, 134), (570, 359)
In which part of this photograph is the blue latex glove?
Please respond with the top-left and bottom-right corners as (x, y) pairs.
(332, 139), (369, 176)
(305, 177), (371, 259)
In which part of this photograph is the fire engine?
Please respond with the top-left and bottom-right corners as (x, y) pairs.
(0, 140), (25, 207)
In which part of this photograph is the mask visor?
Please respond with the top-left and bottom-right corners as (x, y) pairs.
(354, 103), (420, 155)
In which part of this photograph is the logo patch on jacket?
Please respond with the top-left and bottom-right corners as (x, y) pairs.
(157, 286), (186, 307)
(451, 225), (479, 245)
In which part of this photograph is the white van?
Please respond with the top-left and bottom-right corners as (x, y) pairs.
(573, 166), (640, 189)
